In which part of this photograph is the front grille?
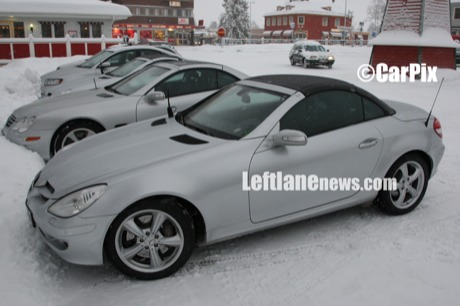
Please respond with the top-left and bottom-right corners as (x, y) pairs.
(5, 114), (16, 128)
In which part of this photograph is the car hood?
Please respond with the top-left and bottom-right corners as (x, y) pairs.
(41, 60), (88, 79)
(13, 88), (119, 118)
(39, 118), (223, 197)
(305, 51), (333, 58)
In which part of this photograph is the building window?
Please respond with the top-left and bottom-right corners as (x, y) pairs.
(170, 1), (181, 7)
(335, 18), (341, 27)
(129, 7), (136, 15)
(277, 17), (282, 26)
(55, 23), (65, 38)
(1, 25), (10, 38)
(80, 23), (90, 38)
(14, 22), (25, 38)
(41, 23), (52, 38)
(283, 16), (288, 25)
(267, 18), (271, 26)
(168, 9), (173, 17)
(92, 23), (102, 38)
(455, 8), (460, 19)
(298, 16), (304, 25)
(322, 17), (328, 26)
(289, 16), (294, 24)
(272, 17), (276, 25)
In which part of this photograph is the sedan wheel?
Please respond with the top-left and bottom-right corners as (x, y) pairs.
(52, 120), (104, 157)
(376, 154), (429, 215)
(302, 59), (309, 68)
(105, 200), (195, 279)
(290, 57), (295, 66)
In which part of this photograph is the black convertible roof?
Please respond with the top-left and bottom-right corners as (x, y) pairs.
(247, 74), (395, 115)
(247, 75), (354, 95)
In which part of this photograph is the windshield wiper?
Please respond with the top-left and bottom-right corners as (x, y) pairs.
(183, 121), (213, 136)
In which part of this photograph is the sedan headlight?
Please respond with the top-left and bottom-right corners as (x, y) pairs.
(48, 185), (107, 218)
(328, 56), (335, 61)
(11, 117), (36, 133)
(44, 78), (63, 86)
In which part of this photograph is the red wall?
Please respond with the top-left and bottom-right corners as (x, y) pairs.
(0, 44), (11, 59)
(371, 46), (456, 69)
(265, 14), (352, 40)
(51, 44), (66, 57)
(421, 47), (456, 69)
(34, 43), (50, 58)
(12, 44), (30, 59)
(370, 46), (419, 68)
(71, 43), (86, 56)
(87, 43), (102, 55)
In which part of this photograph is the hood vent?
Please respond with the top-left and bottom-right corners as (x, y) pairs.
(170, 134), (208, 145)
(151, 118), (167, 127)
(96, 93), (114, 98)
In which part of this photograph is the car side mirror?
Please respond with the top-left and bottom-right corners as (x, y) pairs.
(144, 91), (166, 104)
(272, 129), (307, 147)
(98, 62), (111, 74)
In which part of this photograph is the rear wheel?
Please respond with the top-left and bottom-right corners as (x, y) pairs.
(105, 199), (195, 280)
(51, 120), (104, 157)
(302, 59), (309, 68)
(376, 154), (429, 215)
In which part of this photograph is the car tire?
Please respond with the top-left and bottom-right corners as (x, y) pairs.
(51, 120), (104, 157)
(290, 57), (296, 66)
(105, 199), (195, 280)
(376, 154), (429, 215)
(327, 64), (333, 69)
(302, 59), (309, 68)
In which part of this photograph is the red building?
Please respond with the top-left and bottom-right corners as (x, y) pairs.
(263, 0), (352, 41)
(370, 0), (457, 69)
(105, 0), (195, 45)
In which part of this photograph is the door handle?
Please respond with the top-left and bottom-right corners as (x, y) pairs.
(358, 138), (379, 149)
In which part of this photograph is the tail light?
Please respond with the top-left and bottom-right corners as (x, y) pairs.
(433, 117), (442, 138)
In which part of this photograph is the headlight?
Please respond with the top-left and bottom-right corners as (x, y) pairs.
(48, 185), (107, 218)
(11, 117), (36, 133)
(44, 78), (63, 86)
(328, 56), (335, 61)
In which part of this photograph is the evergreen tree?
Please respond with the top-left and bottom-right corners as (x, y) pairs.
(219, 0), (250, 39)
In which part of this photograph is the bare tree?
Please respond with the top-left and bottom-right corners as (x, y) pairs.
(367, 0), (387, 34)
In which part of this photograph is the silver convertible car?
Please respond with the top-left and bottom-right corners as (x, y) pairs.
(25, 75), (444, 280)
(3, 60), (246, 160)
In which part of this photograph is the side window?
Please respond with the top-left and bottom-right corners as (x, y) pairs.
(139, 49), (164, 58)
(217, 71), (239, 88)
(363, 97), (386, 121)
(280, 90), (364, 137)
(106, 51), (137, 66)
(155, 69), (218, 97)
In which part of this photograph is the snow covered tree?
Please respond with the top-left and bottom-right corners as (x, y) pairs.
(366, 0), (387, 34)
(219, 0), (250, 39)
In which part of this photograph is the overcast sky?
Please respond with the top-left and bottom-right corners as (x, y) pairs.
(194, 0), (371, 28)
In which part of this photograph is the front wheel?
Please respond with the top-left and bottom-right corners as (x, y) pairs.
(51, 120), (104, 157)
(290, 57), (296, 66)
(302, 59), (309, 68)
(105, 199), (195, 280)
(376, 154), (429, 215)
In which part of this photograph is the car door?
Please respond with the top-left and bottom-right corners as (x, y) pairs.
(136, 68), (235, 121)
(248, 90), (384, 223)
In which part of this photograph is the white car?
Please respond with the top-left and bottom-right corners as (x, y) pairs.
(289, 40), (335, 68)
(41, 45), (181, 97)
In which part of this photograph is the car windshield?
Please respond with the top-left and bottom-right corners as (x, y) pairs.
(304, 45), (326, 52)
(180, 85), (289, 140)
(107, 65), (169, 96)
(106, 58), (147, 77)
(78, 50), (114, 68)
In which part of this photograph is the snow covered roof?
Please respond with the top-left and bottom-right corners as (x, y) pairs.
(264, 0), (346, 17)
(370, 28), (460, 48)
(0, 0), (131, 20)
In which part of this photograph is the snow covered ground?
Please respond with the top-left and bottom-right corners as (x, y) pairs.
(1, 44), (459, 305)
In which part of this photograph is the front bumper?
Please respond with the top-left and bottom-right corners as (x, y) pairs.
(26, 184), (115, 266)
(307, 59), (335, 67)
(2, 124), (53, 161)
